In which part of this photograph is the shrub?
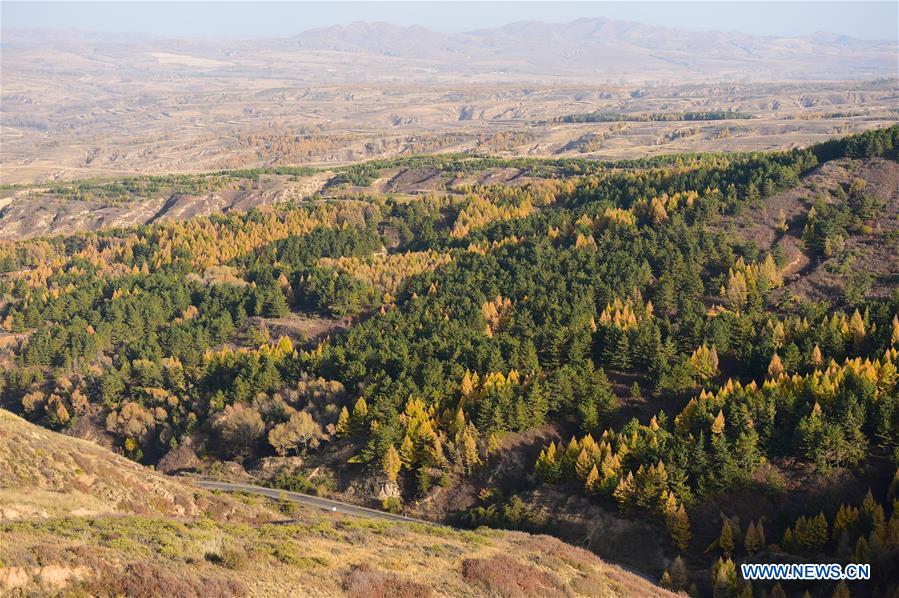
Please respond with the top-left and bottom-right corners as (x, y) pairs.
(76, 562), (247, 597)
(342, 563), (433, 598)
(462, 555), (561, 597)
(271, 468), (316, 493)
(206, 545), (248, 570)
(270, 543), (326, 568)
(381, 496), (402, 513)
(270, 466), (336, 496)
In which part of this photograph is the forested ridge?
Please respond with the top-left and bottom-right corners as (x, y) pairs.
(1, 125), (897, 596)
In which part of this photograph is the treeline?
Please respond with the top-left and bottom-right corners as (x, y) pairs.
(326, 153), (605, 187)
(557, 111), (753, 124)
(41, 166), (319, 204)
(811, 125), (899, 162)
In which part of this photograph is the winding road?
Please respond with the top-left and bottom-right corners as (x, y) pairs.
(194, 479), (423, 523)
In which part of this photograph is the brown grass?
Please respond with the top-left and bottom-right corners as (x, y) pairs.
(343, 563), (434, 598)
(462, 554), (562, 597)
(75, 562), (248, 598)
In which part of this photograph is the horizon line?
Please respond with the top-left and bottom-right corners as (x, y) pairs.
(2, 15), (897, 43)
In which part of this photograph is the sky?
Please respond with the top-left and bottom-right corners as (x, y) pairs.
(2, 1), (897, 41)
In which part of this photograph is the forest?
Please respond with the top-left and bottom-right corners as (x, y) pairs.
(0, 125), (897, 597)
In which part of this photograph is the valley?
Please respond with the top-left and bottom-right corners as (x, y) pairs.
(2, 10), (898, 597)
(2, 23), (896, 184)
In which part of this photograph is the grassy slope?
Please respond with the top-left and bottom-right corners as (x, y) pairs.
(0, 409), (674, 597)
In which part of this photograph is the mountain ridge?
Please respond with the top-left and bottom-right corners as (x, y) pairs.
(3, 17), (895, 81)
(290, 17), (896, 71)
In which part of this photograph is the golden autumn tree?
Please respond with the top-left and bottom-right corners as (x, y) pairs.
(382, 445), (402, 482)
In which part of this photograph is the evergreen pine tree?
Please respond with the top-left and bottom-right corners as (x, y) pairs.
(711, 557), (738, 598)
(811, 511), (830, 549)
(669, 555), (688, 590)
(613, 471), (636, 513)
(262, 286), (290, 318)
(399, 435), (415, 468)
(459, 423), (480, 475)
(783, 527), (794, 552)
(768, 353), (785, 378)
(535, 442), (560, 483)
(351, 398), (368, 434)
(811, 344), (824, 366)
(853, 536), (869, 563)
(770, 583), (788, 598)
(660, 570), (673, 589)
(575, 449), (592, 481)
(711, 410), (726, 435)
(526, 380), (548, 425)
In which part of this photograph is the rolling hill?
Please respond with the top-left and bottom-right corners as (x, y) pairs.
(0, 408), (674, 596)
(2, 19), (896, 184)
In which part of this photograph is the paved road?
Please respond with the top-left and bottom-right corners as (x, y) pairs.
(194, 479), (423, 524)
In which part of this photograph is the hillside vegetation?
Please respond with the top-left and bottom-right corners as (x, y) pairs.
(0, 126), (897, 596)
(0, 409), (673, 596)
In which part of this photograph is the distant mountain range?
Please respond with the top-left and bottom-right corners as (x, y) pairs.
(289, 18), (896, 81)
(3, 17), (897, 82)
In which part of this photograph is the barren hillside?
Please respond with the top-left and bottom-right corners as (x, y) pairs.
(1, 21), (896, 184)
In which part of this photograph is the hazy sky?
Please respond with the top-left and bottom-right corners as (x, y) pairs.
(2, 1), (897, 41)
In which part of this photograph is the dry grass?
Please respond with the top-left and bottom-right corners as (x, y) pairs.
(343, 563), (434, 598)
(77, 562), (248, 598)
(462, 555), (562, 597)
(0, 408), (265, 522)
(2, 28), (895, 188)
(0, 409), (675, 596)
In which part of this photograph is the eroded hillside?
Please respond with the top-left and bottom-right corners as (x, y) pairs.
(717, 156), (899, 302)
(2, 23), (896, 184)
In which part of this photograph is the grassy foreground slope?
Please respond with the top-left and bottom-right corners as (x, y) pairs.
(0, 409), (673, 597)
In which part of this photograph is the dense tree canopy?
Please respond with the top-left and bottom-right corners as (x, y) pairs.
(1, 125), (897, 596)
